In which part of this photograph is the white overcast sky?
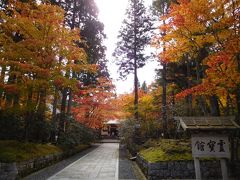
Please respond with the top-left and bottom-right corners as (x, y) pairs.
(94, 0), (160, 95)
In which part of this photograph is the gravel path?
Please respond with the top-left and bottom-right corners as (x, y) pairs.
(119, 144), (146, 180)
(118, 144), (137, 180)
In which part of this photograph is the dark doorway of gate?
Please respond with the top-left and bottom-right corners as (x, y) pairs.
(101, 119), (121, 138)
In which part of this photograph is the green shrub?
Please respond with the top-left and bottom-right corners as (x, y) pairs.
(140, 120), (161, 139)
(58, 118), (95, 148)
(0, 109), (24, 140)
(119, 119), (144, 155)
(119, 119), (135, 144)
(0, 108), (51, 142)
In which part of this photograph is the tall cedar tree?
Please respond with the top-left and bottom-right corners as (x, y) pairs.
(51, 0), (108, 78)
(113, 0), (152, 121)
(152, 0), (171, 135)
(50, 0), (109, 135)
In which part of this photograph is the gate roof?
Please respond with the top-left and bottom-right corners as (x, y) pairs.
(174, 116), (240, 131)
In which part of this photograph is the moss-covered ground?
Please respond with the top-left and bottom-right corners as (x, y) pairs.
(139, 139), (193, 162)
(0, 140), (89, 163)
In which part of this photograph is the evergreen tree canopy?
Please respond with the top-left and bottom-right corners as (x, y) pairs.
(113, 0), (153, 121)
(141, 81), (148, 93)
(51, 0), (109, 83)
(113, 0), (153, 79)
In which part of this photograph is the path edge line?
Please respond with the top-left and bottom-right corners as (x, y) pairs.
(47, 143), (103, 180)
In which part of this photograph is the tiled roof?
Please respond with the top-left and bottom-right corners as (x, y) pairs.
(174, 116), (240, 131)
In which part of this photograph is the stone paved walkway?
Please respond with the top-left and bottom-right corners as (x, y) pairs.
(48, 143), (119, 180)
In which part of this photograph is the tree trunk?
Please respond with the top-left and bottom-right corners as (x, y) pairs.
(0, 65), (6, 108)
(70, 0), (76, 29)
(37, 88), (47, 141)
(161, 14), (168, 136)
(226, 93), (230, 115)
(209, 95), (220, 116)
(236, 88), (240, 122)
(195, 60), (208, 115)
(134, 61), (139, 121)
(186, 59), (193, 116)
(51, 87), (58, 142)
(5, 67), (16, 108)
(13, 79), (20, 109)
(187, 95), (193, 115)
(133, 0), (138, 121)
(65, 0), (76, 118)
(24, 87), (33, 142)
(162, 62), (167, 134)
(67, 89), (72, 115)
(236, 53), (240, 122)
(59, 88), (67, 134)
(171, 90), (175, 114)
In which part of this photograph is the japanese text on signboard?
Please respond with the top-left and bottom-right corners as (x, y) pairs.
(191, 135), (230, 158)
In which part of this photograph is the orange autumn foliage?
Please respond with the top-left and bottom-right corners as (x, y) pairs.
(0, 0), (88, 110)
(154, 0), (240, 99)
(72, 77), (117, 128)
